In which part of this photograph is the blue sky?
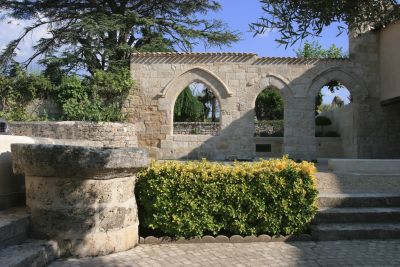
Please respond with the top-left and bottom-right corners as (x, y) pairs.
(0, 0), (350, 104)
(193, 0), (349, 57)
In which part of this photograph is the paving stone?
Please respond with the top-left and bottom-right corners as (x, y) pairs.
(49, 240), (400, 267)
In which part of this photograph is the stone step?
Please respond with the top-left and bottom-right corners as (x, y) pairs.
(328, 159), (400, 174)
(317, 171), (400, 194)
(312, 223), (400, 241)
(316, 207), (400, 223)
(0, 239), (60, 267)
(317, 193), (400, 208)
(0, 207), (30, 249)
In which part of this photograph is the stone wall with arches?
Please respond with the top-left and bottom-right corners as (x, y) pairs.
(127, 33), (400, 160)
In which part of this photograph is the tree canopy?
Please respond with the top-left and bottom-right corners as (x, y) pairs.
(255, 87), (284, 121)
(252, 0), (400, 46)
(0, 0), (239, 74)
(295, 41), (349, 114)
(174, 87), (205, 122)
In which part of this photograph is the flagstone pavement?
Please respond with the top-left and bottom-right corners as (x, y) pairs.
(50, 240), (400, 267)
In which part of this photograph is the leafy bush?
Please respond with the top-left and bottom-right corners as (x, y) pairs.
(325, 131), (340, 137)
(136, 158), (318, 238)
(255, 87), (284, 121)
(0, 65), (53, 121)
(315, 116), (331, 126)
(0, 65), (133, 122)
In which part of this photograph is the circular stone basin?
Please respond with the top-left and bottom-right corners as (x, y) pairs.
(11, 144), (148, 179)
(11, 143), (149, 257)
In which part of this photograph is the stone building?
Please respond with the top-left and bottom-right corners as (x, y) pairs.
(126, 23), (400, 161)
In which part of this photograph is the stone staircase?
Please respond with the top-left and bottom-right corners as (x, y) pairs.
(313, 159), (400, 241)
(0, 207), (59, 267)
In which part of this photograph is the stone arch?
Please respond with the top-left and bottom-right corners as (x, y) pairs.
(251, 74), (294, 105)
(159, 67), (229, 135)
(159, 67), (233, 100)
(306, 67), (368, 103)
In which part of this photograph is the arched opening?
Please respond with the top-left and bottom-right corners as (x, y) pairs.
(254, 86), (284, 157)
(315, 81), (353, 158)
(173, 82), (221, 135)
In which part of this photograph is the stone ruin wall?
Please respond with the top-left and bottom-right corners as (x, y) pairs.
(128, 53), (370, 160)
(8, 121), (138, 148)
(127, 28), (400, 160)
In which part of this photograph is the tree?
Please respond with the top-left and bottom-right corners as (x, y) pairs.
(295, 41), (346, 59)
(0, 0), (239, 74)
(252, 0), (400, 46)
(198, 88), (219, 122)
(255, 87), (283, 121)
(174, 87), (205, 122)
(295, 41), (348, 114)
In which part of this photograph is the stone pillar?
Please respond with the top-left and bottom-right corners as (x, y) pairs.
(11, 144), (148, 257)
(284, 97), (317, 160)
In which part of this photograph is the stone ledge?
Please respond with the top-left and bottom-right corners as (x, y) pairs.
(139, 234), (312, 244)
(11, 144), (148, 179)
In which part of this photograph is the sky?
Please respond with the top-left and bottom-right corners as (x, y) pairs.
(0, 0), (350, 104)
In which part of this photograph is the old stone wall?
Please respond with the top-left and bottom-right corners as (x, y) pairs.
(127, 26), (400, 160)
(9, 121), (137, 148)
(128, 52), (370, 160)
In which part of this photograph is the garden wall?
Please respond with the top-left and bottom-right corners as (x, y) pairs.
(8, 121), (137, 148)
(319, 105), (355, 158)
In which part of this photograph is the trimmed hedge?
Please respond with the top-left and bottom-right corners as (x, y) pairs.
(136, 158), (318, 238)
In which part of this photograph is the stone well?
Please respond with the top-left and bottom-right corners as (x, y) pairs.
(11, 144), (148, 257)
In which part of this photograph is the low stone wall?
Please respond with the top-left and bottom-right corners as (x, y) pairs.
(9, 121), (137, 148)
(254, 120), (284, 137)
(173, 122), (220, 135)
(12, 144), (148, 257)
(316, 137), (343, 158)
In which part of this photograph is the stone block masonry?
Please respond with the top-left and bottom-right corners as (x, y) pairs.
(11, 144), (148, 257)
(9, 121), (138, 148)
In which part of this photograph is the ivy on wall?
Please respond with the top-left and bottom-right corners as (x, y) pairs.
(0, 64), (133, 122)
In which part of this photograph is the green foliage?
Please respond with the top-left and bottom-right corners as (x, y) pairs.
(252, 0), (400, 46)
(315, 116), (332, 127)
(0, 64), (53, 121)
(136, 158), (318, 238)
(0, 65), (132, 122)
(295, 41), (348, 113)
(0, 1), (239, 72)
(174, 88), (205, 122)
(255, 87), (284, 121)
(53, 68), (133, 122)
(295, 41), (346, 59)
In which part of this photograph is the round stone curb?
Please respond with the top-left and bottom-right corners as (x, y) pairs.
(139, 234), (312, 244)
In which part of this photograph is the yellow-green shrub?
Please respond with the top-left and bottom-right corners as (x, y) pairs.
(136, 157), (318, 238)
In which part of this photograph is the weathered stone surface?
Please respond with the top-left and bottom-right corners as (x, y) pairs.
(0, 239), (60, 267)
(214, 235), (230, 243)
(257, 234), (272, 242)
(0, 207), (30, 249)
(201, 235), (215, 243)
(144, 236), (160, 244)
(12, 144), (148, 258)
(12, 144), (148, 179)
(229, 235), (244, 243)
(9, 121), (138, 148)
(126, 27), (400, 161)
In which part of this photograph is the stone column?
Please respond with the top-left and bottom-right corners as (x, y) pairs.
(11, 144), (148, 257)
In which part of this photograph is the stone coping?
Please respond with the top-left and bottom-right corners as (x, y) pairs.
(131, 52), (351, 65)
(11, 144), (148, 179)
(139, 234), (313, 244)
